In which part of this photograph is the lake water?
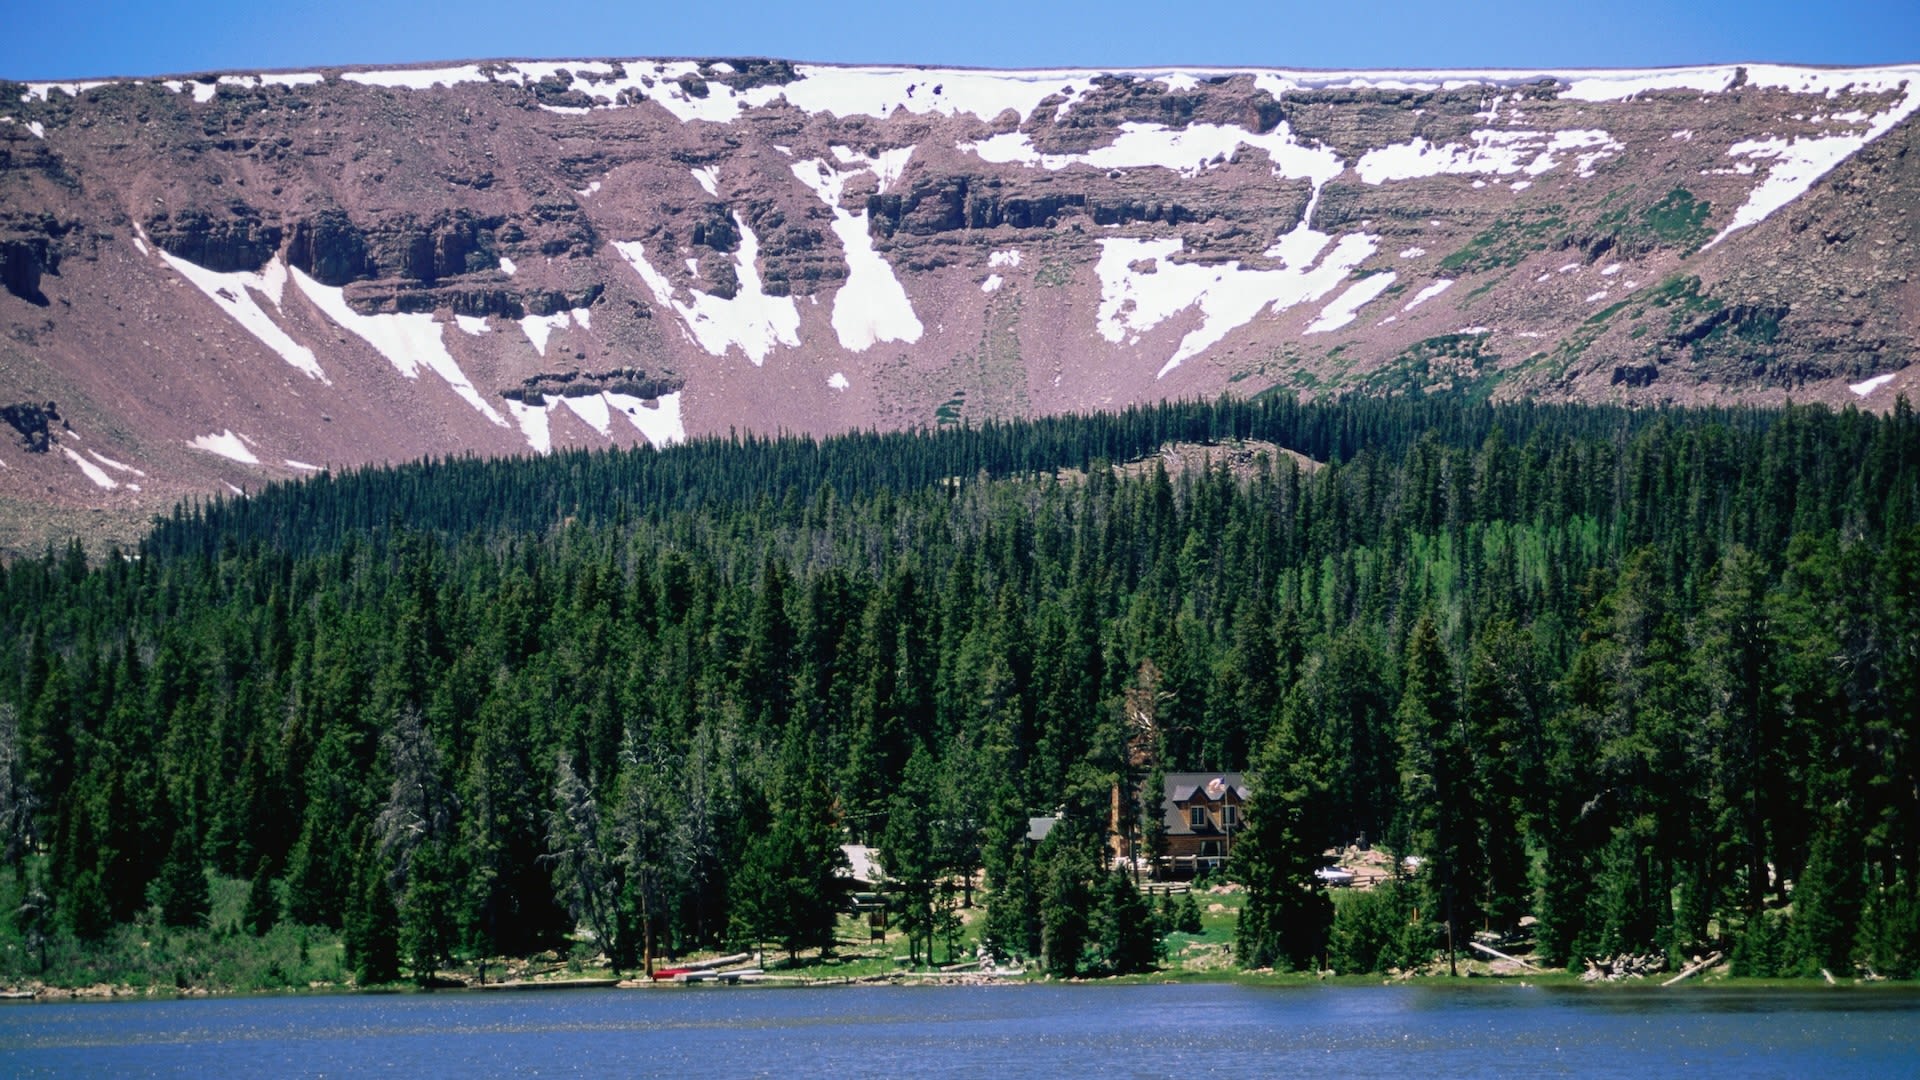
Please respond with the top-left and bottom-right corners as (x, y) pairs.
(3, 983), (1916, 1077)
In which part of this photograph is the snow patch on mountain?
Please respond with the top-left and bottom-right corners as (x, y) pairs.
(507, 391), (686, 454)
(1356, 129), (1624, 184)
(505, 399), (553, 454)
(190, 430), (260, 465)
(344, 65), (488, 90)
(87, 450), (145, 477)
(965, 121), (1342, 184)
(518, 309), (593, 357)
(546, 63), (1096, 124)
(160, 80), (219, 103)
(1851, 373), (1897, 397)
(790, 150), (924, 352)
(1098, 229), (1377, 378)
(160, 73), (324, 102)
(560, 393), (613, 435)
(779, 67), (1094, 122)
(612, 216), (801, 366)
(1403, 279), (1454, 311)
(1308, 272), (1399, 334)
(19, 81), (111, 103)
(291, 269), (507, 427)
(62, 447), (118, 490)
(1559, 67), (1738, 102)
(1704, 79), (1920, 249)
(609, 392), (685, 448)
(151, 248), (328, 383)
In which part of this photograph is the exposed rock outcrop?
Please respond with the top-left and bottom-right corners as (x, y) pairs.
(1, 401), (60, 453)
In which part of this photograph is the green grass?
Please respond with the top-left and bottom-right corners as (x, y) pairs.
(1034, 260), (1074, 288)
(1357, 334), (1505, 401)
(0, 868), (349, 995)
(1156, 885), (1245, 976)
(1462, 274), (1507, 302)
(1642, 274), (1721, 322)
(1638, 188), (1714, 251)
(1439, 207), (1568, 274)
(1585, 299), (1632, 326)
(1589, 187), (1714, 256)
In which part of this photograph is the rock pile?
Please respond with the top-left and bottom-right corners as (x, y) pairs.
(1579, 952), (1669, 981)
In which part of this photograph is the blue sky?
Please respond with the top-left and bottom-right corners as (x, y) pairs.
(3, 0), (1915, 80)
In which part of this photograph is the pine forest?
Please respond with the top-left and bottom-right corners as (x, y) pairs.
(1, 393), (1917, 987)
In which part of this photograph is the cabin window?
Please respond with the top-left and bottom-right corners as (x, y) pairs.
(1200, 841), (1222, 857)
(1189, 806), (1207, 829)
(1222, 804), (1237, 827)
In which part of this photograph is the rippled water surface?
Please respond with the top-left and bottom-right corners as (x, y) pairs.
(4, 983), (1917, 1077)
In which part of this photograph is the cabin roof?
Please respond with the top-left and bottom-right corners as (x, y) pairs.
(1162, 772), (1247, 835)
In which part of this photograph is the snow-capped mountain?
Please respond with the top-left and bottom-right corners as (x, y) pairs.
(2, 58), (1916, 550)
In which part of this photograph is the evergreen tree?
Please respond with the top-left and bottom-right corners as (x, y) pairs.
(1326, 882), (1418, 975)
(614, 733), (683, 975)
(1235, 716), (1333, 971)
(1176, 890), (1203, 934)
(881, 747), (941, 965)
(348, 859), (401, 986)
(155, 823), (211, 929)
(1087, 870), (1162, 975)
(1462, 620), (1541, 932)
(1697, 548), (1783, 926)
(733, 740), (847, 962)
(1393, 615), (1475, 973)
(1855, 878), (1919, 979)
(64, 867), (111, 943)
(1037, 835), (1091, 977)
(1785, 819), (1864, 977)
(400, 842), (458, 983)
(13, 873), (52, 972)
(0, 703), (37, 867)
(242, 858), (279, 937)
(980, 786), (1040, 961)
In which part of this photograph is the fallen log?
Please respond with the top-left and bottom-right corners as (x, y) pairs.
(1660, 951), (1723, 987)
(1468, 940), (1545, 973)
(679, 952), (753, 971)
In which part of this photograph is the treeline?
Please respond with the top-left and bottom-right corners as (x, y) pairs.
(0, 395), (1916, 982)
(140, 394), (1770, 560)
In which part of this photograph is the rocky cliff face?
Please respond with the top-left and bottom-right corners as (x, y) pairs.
(1, 59), (1916, 551)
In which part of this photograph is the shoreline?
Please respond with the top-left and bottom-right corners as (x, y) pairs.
(7, 968), (1912, 1004)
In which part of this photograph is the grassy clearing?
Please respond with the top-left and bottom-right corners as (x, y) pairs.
(1, 869), (349, 996)
(1439, 207), (1567, 274)
(1155, 884), (1245, 978)
(1593, 187), (1714, 255)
